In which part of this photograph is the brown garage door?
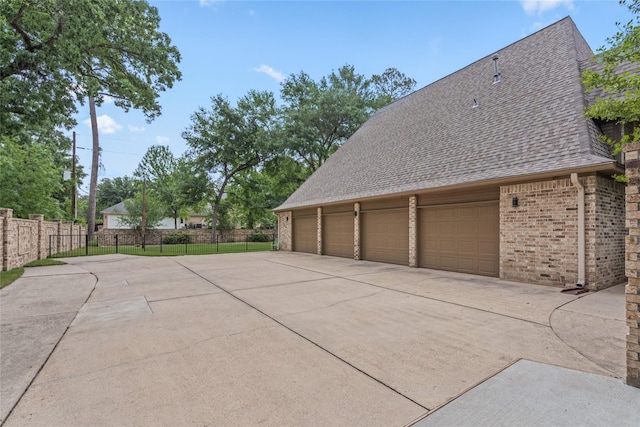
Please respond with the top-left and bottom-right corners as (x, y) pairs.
(419, 201), (499, 277)
(361, 209), (409, 265)
(293, 215), (317, 254)
(323, 212), (353, 258)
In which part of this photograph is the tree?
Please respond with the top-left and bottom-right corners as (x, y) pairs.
(225, 170), (279, 229)
(0, 138), (64, 219)
(1, 0), (182, 237)
(134, 145), (203, 229)
(582, 0), (640, 154)
(182, 90), (278, 238)
(279, 65), (416, 173)
(96, 176), (138, 216)
(117, 193), (164, 230)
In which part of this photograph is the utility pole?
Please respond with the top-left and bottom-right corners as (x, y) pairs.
(72, 131), (77, 219)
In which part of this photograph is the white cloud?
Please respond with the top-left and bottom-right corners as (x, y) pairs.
(200, 0), (223, 6)
(102, 95), (114, 104)
(83, 114), (122, 134)
(520, 0), (573, 15)
(253, 64), (286, 83)
(156, 136), (170, 144)
(128, 125), (145, 133)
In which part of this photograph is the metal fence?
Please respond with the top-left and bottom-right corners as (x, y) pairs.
(48, 231), (277, 258)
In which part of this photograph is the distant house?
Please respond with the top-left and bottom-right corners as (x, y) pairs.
(274, 17), (627, 290)
(101, 202), (208, 230)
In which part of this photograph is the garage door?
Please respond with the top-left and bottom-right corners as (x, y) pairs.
(293, 215), (317, 254)
(419, 201), (499, 277)
(361, 209), (409, 265)
(323, 212), (353, 258)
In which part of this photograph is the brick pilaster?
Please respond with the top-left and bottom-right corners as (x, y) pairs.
(0, 208), (12, 271)
(29, 214), (45, 260)
(317, 207), (322, 255)
(409, 196), (417, 267)
(625, 142), (640, 388)
(278, 211), (292, 251)
(354, 202), (360, 260)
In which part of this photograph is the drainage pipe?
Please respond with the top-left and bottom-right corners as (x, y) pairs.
(570, 173), (586, 287)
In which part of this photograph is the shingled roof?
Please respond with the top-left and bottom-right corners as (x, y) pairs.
(276, 17), (618, 212)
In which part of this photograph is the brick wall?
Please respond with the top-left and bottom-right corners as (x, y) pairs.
(592, 176), (626, 289)
(500, 176), (625, 289)
(278, 211), (292, 251)
(625, 142), (640, 388)
(500, 178), (581, 287)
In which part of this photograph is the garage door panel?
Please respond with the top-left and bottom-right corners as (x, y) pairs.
(419, 201), (499, 277)
(293, 216), (317, 254)
(362, 209), (409, 265)
(323, 213), (353, 258)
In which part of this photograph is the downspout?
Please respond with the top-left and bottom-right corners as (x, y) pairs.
(570, 173), (586, 287)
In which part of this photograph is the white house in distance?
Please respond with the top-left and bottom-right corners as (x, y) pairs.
(101, 202), (208, 230)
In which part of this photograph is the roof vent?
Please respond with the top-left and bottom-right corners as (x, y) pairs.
(492, 54), (501, 84)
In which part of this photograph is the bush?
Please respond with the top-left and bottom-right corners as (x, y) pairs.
(163, 233), (193, 244)
(247, 232), (270, 242)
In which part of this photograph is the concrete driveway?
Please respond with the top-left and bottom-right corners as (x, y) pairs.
(0, 252), (630, 426)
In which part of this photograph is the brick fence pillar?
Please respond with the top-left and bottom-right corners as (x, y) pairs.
(354, 202), (361, 260)
(317, 207), (322, 255)
(29, 214), (45, 260)
(624, 142), (640, 388)
(409, 196), (417, 267)
(0, 208), (12, 271)
(278, 211), (292, 251)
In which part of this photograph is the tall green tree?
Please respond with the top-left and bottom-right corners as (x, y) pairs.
(182, 90), (278, 237)
(279, 65), (416, 174)
(96, 176), (138, 216)
(118, 193), (164, 230)
(225, 170), (278, 229)
(583, 0), (640, 153)
(134, 145), (204, 229)
(1, 0), (182, 236)
(0, 138), (64, 219)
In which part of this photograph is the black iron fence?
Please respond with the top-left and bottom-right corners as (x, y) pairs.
(48, 231), (277, 258)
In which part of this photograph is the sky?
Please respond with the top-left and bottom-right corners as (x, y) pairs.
(72, 0), (635, 194)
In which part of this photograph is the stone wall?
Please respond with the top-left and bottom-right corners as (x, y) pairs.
(0, 208), (86, 271)
(278, 211), (292, 251)
(625, 142), (640, 388)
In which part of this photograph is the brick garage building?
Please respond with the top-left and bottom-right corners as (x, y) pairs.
(275, 17), (626, 290)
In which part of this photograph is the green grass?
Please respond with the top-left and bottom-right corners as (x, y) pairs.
(1, 267), (24, 289)
(24, 259), (66, 267)
(51, 241), (275, 258)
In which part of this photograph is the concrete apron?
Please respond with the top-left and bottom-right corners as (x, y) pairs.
(0, 252), (630, 426)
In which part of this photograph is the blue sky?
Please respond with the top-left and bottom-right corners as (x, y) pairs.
(73, 0), (634, 193)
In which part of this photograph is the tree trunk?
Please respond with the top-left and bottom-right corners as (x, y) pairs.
(86, 97), (100, 241)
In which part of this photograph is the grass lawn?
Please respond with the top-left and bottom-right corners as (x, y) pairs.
(51, 241), (275, 258)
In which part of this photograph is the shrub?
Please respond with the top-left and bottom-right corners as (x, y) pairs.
(163, 232), (193, 244)
(247, 232), (270, 242)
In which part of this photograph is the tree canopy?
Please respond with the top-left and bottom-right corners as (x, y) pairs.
(583, 0), (640, 153)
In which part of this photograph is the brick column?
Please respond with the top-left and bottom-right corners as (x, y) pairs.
(625, 142), (640, 388)
(409, 196), (418, 267)
(278, 211), (292, 251)
(0, 208), (12, 271)
(316, 207), (322, 255)
(29, 214), (45, 260)
(354, 202), (361, 260)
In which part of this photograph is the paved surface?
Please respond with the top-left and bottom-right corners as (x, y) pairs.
(0, 252), (634, 426)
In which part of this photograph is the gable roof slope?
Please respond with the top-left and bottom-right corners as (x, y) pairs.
(276, 17), (616, 211)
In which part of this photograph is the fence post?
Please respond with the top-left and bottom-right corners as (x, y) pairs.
(216, 233), (219, 253)
(143, 234), (145, 252)
(115, 234), (118, 254)
(160, 236), (162, 253)
(85, 234), (89, 256)
(246, 234), (248, 251)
